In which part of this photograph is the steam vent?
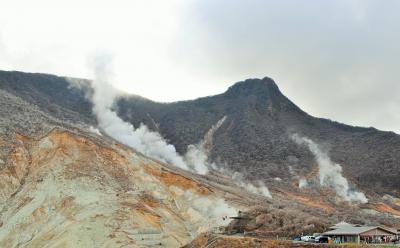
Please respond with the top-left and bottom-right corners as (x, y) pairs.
(0, 69), (399, 247)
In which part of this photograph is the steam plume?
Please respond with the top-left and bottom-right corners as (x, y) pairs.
(184, 116), (226, 174)
(88, 126), (102, 136)
(298, 178), (308, 188)
(231, 172), (272, 198)
(90, 54), (188, 170)
(90, 54), (226, 175)
(257, 180), (273, 198)
(291, 134), (367, 203)
(186, 116), (272, 198)
(88, 54), (271, 199)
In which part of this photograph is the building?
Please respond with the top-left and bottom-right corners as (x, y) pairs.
(323, 222), (397, 244)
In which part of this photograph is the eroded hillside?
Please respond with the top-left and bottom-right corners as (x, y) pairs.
(1, 70), (399, 197)
(0, 128), (250, 247)
(1, 70), (399, 247)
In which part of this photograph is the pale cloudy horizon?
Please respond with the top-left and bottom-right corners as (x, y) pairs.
(0, 0), (399, 134)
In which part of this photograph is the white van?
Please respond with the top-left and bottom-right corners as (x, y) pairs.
(301, 236), (315, 242)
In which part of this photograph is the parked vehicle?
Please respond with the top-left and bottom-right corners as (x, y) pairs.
(292, 236), (301, 241)
(301, 236), (315, 242)
(315, 236), (329, 243)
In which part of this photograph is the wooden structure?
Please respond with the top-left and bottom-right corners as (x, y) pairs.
(323, 222), (397, 244)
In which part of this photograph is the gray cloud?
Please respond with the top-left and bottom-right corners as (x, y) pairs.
(172, 0), (400, 133)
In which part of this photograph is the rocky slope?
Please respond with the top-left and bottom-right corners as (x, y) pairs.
(0, 86), (258, 247)
(1, 70), (398, 197)
(116, 77), (400, 198)
(0, 126), (397, 247)
(0, 70), (400, 247)
(0, 127), (248, 247)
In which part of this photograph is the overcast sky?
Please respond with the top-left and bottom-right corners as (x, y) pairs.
(0, 0), (399, 133)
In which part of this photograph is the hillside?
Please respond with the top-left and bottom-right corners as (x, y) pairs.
(2, 70), (397, 196)
(116, 77), (400, 198)
(0, 70), (399, 247)
(0, 85), (252, 247)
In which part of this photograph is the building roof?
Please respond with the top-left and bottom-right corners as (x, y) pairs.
(324, 226), (377, 235)
(323, 224), (397, 236)
(329, 222), (353, 229)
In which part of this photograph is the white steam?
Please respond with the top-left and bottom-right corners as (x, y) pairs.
(184, 116), (226, 174)
(291, 134), (367, 203)
(185, 117), (273, 198)
(185, 146), (208, 174)
(187, 116), (273, 198)
(257, 180), (273, 198)
(90, 55), (188, 170)
(88, 126), (102, 136)
(232, 172), (272, 198)
(299, 178), (308, 189)
(89, 54), (271, 199)
(90, 54), (226, 175)
(182, 190), (237, 228)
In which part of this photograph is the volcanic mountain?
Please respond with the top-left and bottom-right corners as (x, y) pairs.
(0, 70), (399, 247)
(117, 77), (400, 197)
(2, 70), (398, 196)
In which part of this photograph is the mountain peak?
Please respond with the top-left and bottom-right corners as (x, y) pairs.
(224, 77), (281, 98)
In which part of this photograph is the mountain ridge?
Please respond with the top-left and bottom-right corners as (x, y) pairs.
(0, 69), (395, 133)
(1, 69), (399, 198)
(1, 69), (400, 247)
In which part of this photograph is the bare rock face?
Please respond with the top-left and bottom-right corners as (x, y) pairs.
(0, 128), (245, 247)
(1, 70), (400, 247)
(1, 70), (400, 197)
